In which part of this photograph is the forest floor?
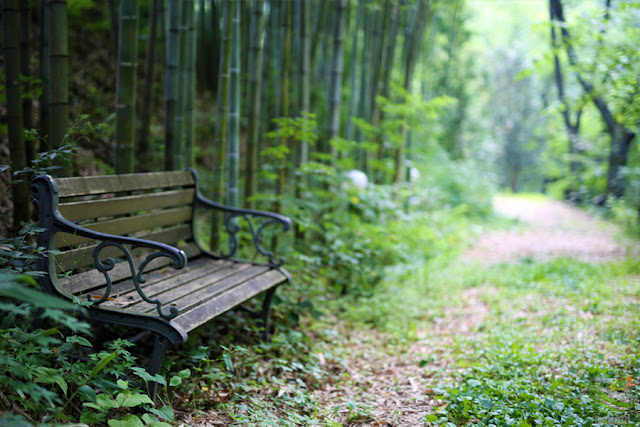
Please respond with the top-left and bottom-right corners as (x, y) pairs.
(184, 195), (638, 426)
(300, 195), (636, 426)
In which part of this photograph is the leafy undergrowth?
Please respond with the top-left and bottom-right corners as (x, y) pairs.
(423, 258), (640, 426)
(169, 240), (639, 425)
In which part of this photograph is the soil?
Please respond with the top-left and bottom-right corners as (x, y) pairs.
(464, 195), (633, 265)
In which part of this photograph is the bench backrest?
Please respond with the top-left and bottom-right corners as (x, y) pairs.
(47, 170), (199, 273)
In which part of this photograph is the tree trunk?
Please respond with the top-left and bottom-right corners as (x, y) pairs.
(184, 0), (197, 168)
(174, 0), (191, 170)
(275, 0), (292, 213)
(48, 0), (71, 176)
(394, 0), (428, 183)
(326, 0), (347, 160)
(227, 0), (240, 208)
(164, 0), (182, 171)
(298, 0), (311, 163)
(19, 0), (34, 165)
(138, 0), (159, 171)
(210, 0), (232, 248)
(605, 125), (635, 199)
(375, 0), (399, 183)
(345, 0), (362, 143)
(114, 0), (139, 175)
(550, 0), (636, 200)
(107, 0), (119, 57)
(244, 0), (266, 209)
(4, 0), (30, 229)
(548, 0), (583, 186)
(39, 0), (51, 151)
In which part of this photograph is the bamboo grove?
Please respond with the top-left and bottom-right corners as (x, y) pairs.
(2, 0), (639, 233)
(2, 0), (466, 229)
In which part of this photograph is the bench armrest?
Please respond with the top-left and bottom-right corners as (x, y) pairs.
(53, 212), (187, 319)
(193, 193), (291, 268)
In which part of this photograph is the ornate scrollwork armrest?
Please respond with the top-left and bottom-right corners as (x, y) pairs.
(53, 213), (187, 319)
(196, 194), (291, 267)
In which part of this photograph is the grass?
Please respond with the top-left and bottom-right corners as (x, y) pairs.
(417, 257), (640, 425)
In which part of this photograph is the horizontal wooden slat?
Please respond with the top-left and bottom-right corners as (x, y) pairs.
(56, 171), (195, 197)
(58, 243), (203, 296)
(54, 206), (193, 249)
(174, 269), (286, 332)
(54, 224), (195, 271)
(102, 259), (245, 311)
(138, 265), (272, 317)
(59, 189), (195, 222)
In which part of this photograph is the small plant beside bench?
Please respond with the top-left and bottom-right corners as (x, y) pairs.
(31, 168), (291, 398)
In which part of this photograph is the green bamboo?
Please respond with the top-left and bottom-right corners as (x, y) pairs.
(164, 0), (182, 170)
(174, 0), (191, 170)
(345, 0), (362, 143)
(227, 0), (240, 208)
(39, 0), (50, 151)
(210, 0), (232, 248)
(327, 0), (347, 160)
(244, 0), (266, 209)
(184, 0), (197, 168)
(356, 4), (371, 150)
(107, 0), (118, 57)
(394, 0), (428, 183)
(138, 0), (159, 171)
(4, 0), (30, 228)
(275, 0), (292, 213)
(297, 0), (310, 164)
(48, 0), (71, 176)
(19, 1), (34, 140)
(375, 0), (399, 183)
(114, 0), (139, 175)
(309, 0), (328, 74)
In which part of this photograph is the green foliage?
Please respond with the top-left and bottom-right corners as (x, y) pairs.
(0, 222), (176, 425)
(423, 258), (640, 425)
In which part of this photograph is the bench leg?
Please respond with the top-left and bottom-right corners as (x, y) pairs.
(259, 287), (278, 341)
(146, 334), (171, 401)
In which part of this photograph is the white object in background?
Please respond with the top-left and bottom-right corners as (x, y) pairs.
(410, 167), (420, 183)
(345, 170), (369, 189)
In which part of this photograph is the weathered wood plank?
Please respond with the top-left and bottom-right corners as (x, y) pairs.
(54, 224), (195, 271)
(101, 258), (235, 309)
(56, 170), (194, 197)
(124, 262), (256, 313)
(58, 244), (203, 296)
(135, 265), (274, 315)
(59, 189), (195, 222)
(54, 206), (193, 249)
(174, 269), (286, 332)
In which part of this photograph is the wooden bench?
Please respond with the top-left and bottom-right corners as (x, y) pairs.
(31, 169), (291, 398)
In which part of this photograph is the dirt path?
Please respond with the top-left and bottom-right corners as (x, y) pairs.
(312, 195), (634, 426)
(464, 195), (632, 264)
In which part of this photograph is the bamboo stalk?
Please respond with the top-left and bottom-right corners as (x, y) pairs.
(244, 0), (266, 209)
(138, 0), (159, 171)
(4, 0), (30, 228)
(164, 0), (182, 170)
(114, 0), (139, 175)
(184, 0), (196, 168)
(227, 0), (241, 208)
(48, 0), (71, 176)
(327, 0), (347, 160)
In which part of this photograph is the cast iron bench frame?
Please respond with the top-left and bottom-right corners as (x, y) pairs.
(31, 168), (291, 398)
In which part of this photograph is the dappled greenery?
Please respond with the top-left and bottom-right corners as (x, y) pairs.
(1, 0), (639, 424)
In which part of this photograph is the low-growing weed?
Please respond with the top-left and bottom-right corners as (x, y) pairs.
(422, 258), (640, 425)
